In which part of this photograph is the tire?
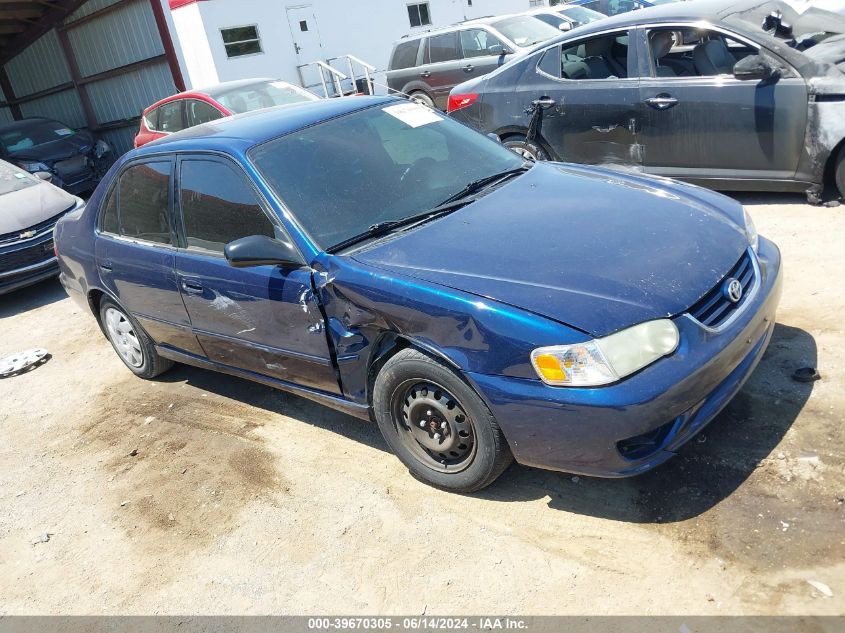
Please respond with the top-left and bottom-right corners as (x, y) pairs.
(99, 298), (173, 379)
(373, 348), (513, 492)
(502, 134), (550, 161)
(836, 145), (845, 199)
(408, 91), (435, 109)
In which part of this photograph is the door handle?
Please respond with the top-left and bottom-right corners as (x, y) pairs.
(181, 279), (203, 295)
(462, 64), (474, 72)
(420, 71), (431, 78)
(644, 94), (679, 110)
(531, 97), (556, 109)
(99, 260), (112, 272)
(592, 124), (619, 133)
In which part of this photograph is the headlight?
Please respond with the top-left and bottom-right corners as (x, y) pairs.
(17, 161), (50, 172)
(531, 319), (679, 387)
(744, 207), (758, 253)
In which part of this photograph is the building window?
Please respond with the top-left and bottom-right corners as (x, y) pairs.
(407, 3), (431, 28)
(528, 0), (545, 7)
(220, 25), (262, 58)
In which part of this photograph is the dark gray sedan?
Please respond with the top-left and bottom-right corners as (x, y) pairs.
(448, 0), (845, 202)
(0, 159), (84, 295)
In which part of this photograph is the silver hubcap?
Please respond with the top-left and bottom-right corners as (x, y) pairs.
(508, 145), (537, 160)
(104, 307), (143, 368)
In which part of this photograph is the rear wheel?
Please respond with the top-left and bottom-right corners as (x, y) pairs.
(408, 91), (435, 108)
(373, 348), (513, 492)
(835, 145), (845, 199)
(502, 134), (549, 161)
(99, 299), (173, 379)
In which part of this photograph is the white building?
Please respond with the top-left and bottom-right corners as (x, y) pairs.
(164, 0), (551, 92)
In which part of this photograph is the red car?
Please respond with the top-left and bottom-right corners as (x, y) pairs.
(134, 78), (320, 148)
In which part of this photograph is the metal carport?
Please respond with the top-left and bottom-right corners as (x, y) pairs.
(0, 0), (185, 155)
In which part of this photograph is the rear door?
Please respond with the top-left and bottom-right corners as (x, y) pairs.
(529, 29), (643, 167)
(637, 25), (808, 181)
(173, 154), (339, 394)
(424, 31), (466, 109)
(95, 158), (202, 355)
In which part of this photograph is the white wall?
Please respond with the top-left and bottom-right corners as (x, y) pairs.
(167, 1), (220, 89)
(169, 0), (539, 91)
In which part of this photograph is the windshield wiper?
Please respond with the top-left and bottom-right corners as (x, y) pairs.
(327, 163), (531, 253)
(434, 163), (532, 208)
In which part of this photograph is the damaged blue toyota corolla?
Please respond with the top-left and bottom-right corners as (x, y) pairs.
(55, 96), (782, 492)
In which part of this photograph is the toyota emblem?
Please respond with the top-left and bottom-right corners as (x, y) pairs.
(723, 278), (743, 303)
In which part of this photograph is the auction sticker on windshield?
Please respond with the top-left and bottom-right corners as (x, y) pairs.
(383, 102), (442, 128)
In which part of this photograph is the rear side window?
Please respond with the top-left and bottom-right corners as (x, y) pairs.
(390, 39), (421, 70)
(427, 32), (460, 63)
(157, 101), (184, 133)
(118, 162), (172, 244)
(186, 99), (223, 127)
(179, 160), (276, 253)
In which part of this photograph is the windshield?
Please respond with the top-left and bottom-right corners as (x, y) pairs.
(726, 1), (845, 60)
(557, 6), (606, 26)
(213, 81), (318, 114)
(0, 160), (38, 195)
(0, 120), (76, 154)
(250, 103), (525, 250)
(490, 15), (561, 47)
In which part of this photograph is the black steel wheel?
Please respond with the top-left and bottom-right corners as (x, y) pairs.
(373, 348), (513, 492)
(502, 134), (549, 161)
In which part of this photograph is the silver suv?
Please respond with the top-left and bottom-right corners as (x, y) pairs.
(386, 15), (560, 110)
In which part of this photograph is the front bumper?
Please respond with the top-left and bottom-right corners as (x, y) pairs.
(0, 232), (58, 295)
(467, 237), (783, 477)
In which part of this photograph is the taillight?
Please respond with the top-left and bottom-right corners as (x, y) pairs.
(447, 93), (478, 113)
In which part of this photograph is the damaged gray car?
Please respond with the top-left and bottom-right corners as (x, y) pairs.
(447, 0), (845, 202)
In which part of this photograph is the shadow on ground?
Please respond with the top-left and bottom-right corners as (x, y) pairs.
(0, 278), (67, 319)
(154, 322), (815, 524)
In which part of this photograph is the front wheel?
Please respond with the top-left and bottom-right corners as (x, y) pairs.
(502, 134), (549, 161)
(373, 348), (513, 492)
(835, 145), (845, 199)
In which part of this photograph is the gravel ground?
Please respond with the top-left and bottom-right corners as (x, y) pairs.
(0, 192), (842, 615)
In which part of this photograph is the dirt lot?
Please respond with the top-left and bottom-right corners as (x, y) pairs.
(0, 193), (843, 615)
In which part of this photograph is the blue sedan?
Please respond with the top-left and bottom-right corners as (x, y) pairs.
(55, 96), (781, 492)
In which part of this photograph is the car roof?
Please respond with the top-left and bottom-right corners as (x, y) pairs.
(132, 95), (397, 159)
(395, 14), (522, 42)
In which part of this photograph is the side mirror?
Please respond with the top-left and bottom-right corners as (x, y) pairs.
(34, 171), (53, 182)
(224, 235), (305, 268)
(488, 44), (513, 56)
(558, 22), (572, 32)
(733, 54), (779, 81)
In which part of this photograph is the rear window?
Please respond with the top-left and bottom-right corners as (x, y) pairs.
(391, 39), (421, 70)
(213, 81), (318, 114)
(427, 32), (460, 63)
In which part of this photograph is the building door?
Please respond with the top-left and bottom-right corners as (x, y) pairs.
(286, 5), (325, 90)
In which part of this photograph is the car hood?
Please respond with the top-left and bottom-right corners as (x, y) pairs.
(352, 162), (749, 338)
(0, 181), (77, 234)
(7, 131), (93, 163)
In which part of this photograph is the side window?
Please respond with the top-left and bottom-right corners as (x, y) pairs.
(460, 29), (504, 59)
(100, 187), (119, 234)
(118, 162), (172, 245)
(186, 99), (224, 127)
(646, 28), (758, 78)
(390, 39), (421, 70)
(538, 45), (562, 78)
(179, 160), (276, 253)
(558, 31), (630, 80)
(144, 107), (159, 132)
(427, 32), (460, 64)
(157, 101), (184, 133)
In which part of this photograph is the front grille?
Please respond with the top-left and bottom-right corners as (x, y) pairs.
(0, 210), (66, 246)
(0, 238), (54, 272)
(688, 249), (755, 328)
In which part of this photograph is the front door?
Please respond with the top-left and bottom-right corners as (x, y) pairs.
(173, 155), (339, 395)
(95, 158), (202, 356)
(531, 29), (643, 167)
(637, 26), (808, 180)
